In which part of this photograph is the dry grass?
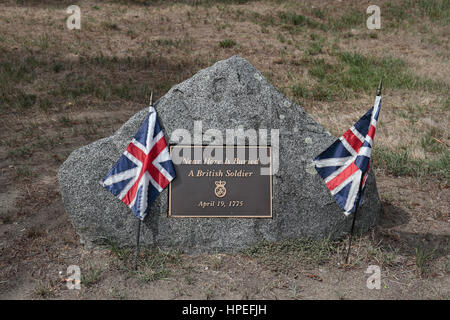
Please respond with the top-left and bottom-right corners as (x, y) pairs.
(0, 0), (448, 299)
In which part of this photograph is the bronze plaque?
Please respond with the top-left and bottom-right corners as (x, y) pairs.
(169, 145), (272, 218)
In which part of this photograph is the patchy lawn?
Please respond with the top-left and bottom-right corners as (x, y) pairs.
(0, 0), (448, 299)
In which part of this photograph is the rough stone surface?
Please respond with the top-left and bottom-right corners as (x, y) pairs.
(58, 55), (381, 253)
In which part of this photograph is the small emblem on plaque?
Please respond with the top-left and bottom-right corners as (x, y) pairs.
(214, 180), (227, 198)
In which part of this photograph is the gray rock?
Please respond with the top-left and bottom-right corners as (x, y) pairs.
(58, 55), (381, 253)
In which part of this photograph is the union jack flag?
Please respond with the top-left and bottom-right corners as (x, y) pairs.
(102, 106), (176, 220)
(313, 95), (381, 216)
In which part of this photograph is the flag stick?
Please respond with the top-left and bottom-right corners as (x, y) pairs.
(134, 219), (142, 271)
(377, 78), (382, 97)
(345, 171), (364, 265)
(134, 91), (154, 271)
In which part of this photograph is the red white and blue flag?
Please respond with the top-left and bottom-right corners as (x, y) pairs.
(102, 106), (176, 220)
(313, 95), (381, 216)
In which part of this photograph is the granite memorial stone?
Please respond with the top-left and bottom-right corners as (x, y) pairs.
(58, 55), (381, 253)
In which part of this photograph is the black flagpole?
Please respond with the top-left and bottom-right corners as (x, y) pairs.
(345, 171), (364, 264)
(134, 91), (154, 271)
(345, 78), (382, 265)
(134, 219), (141, 271)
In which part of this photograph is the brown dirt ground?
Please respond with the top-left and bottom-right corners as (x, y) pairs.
(0, 0), (448, 300)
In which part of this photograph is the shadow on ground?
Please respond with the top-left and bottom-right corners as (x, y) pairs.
(378, 200), (449, 260)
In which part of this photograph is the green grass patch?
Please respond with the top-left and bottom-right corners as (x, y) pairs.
(219, 39), (236, 48)
(279, 11), (308, 26)
(307, 41), (323, 56)
(292, 82), (341, 102)
(135, 248), (181, 283)
(152, 38), (192, 48)
(420, 127), (448, 154)
(311, 7), (326, 19)
(57, 73), (111, 100)
(277, 33), (286, 43)
(244, 236), (399, 271)
(108, 241), (182, 282)
(33, 281), (55, 298)
(383, 0), (450, 27)
(1, 51), (198, 112)
(415, 246), (436, 276)
(0, 57), (41, 111)
(331, 9), (364, 30)
(338, 52), (416, 92)
(0, 57), (39, 83)
(293, 51), (448, 101)
(118, 0), (255, 6)
(108, 239), (132, 261)
(8, 146), (33, 158)
(291, 83), (309, 99)
(58, 115), (74, 127)
(308, 58), (333, 79)
(81, 265), (103, 287)
(244, 237), (340, 269)
(15, 165), (35, 179)
(278, 11), (324, 32)
(136, 267), (171, 283)
(15, 91), (37, 109)
(418, 0), (450, 22)
(373, 147), (449, 180)
(140, 248), (181, 269)
(383, 0), (411, 23)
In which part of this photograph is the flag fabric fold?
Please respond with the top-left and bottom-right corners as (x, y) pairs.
(313, 95), (381, 216)
(102, 106), (176, 220)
